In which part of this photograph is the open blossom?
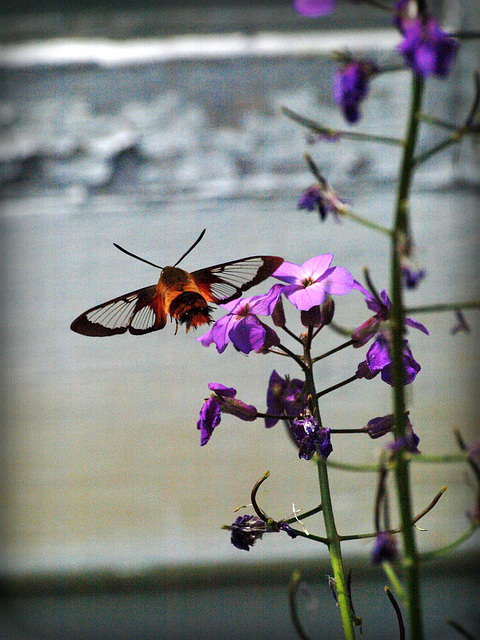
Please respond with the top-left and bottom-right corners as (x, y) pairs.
(334, 59), (377, 124)
(397, 15), (458, 78)
(265, 370), (306, 428)
(197, 286), (282, 354)
(197, 383), (257, 446)
(273, 255), (354, 311)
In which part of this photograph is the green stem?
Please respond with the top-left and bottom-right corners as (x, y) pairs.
(282, 106), (404, 146)
(391, 69), (425, 640)
(312, 339), (354, 364)
(317, 459), (356, 639)
(406, 300), (480, 314)
(302, 335), (355, 639)
(382, 561), (407, 605)
(339, 207), (393, 237)
(317, 375), (358, 398)
(420, 521), (480, 561)
(414, 131), (463, 166)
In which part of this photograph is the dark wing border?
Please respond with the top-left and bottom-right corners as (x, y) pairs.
(70, 285), (165, 336)
(193, 256), (283, 304)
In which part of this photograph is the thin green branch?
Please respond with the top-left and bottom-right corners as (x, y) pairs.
(327, 460), (380, 473)
(340, 487), (446, 542)
(414, 132), (463, 166)
(281, 324), (305, 345)
(418, 113), (458, 131)
(420, 521), (479, 561)
(339, 207), (393, 237)
(282, 106), (404, 146)
(406, 300), (480, 314)
(312, 340), (354, 364)
(446, 620), (478, 640)
(283, 504), (323, 525)
(317, 375), (358, 399)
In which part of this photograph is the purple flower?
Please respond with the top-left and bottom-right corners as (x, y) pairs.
(353, 282), (427, 386)
(398, 16), (458, 78)
(230, 515), (267, 551)
(352, 282), (428, 346)
(265, 370), (306, 428)
(364, 411), (420, 452)
(290, 414), (333, 460)
(367, 336), (421, 386)
(372, 532), (398, 564)
(230, 514), (299, 551)
(364, 413), (397, 439)
(334, 60), (377, 124)
(197, 287), (282, 354)
(389, 415), (421, 453)
(398, 235), (426, 290)
(293, 0), (336, 17)
(197, 383), (257, 446)
(297, 182), (347, 221)
(401, 258), (426, 289)
(273, 255), (353, 311)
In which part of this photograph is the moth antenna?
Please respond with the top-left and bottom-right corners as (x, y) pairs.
(113, 243), (164, 270)
(173, 229), (206, 267)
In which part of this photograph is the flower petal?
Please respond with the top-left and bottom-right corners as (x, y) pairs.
(208, 383), (236, 398)
(284, 281), (326, 311)
(300, 254), (333, 280)
(229, 315), (266, 354)
(320, 266), (354, 294)
(272, 261), (305, 284)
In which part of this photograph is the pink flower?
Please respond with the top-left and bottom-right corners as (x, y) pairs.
(273, 255), (353, 311)
(197, 286), (282, 354)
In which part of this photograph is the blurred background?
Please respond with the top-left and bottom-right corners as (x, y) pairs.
(1, 1), (479, 638)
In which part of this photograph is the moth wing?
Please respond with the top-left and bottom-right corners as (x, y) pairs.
(192, 256), (284, 304)
(70, 285), (167, 336)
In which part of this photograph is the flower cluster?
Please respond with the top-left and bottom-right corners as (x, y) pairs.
(293, 0), (458, 127)
(397, 15), (458, 78)
(198, 255), (354, 354)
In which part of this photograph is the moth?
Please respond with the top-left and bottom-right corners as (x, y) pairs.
(70, 229), (283, 337)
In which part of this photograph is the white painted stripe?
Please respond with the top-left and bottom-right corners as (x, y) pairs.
(0, 29), (401, 68)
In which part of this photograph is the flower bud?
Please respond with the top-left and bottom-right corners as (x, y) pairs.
(271, 296), (286, 327)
